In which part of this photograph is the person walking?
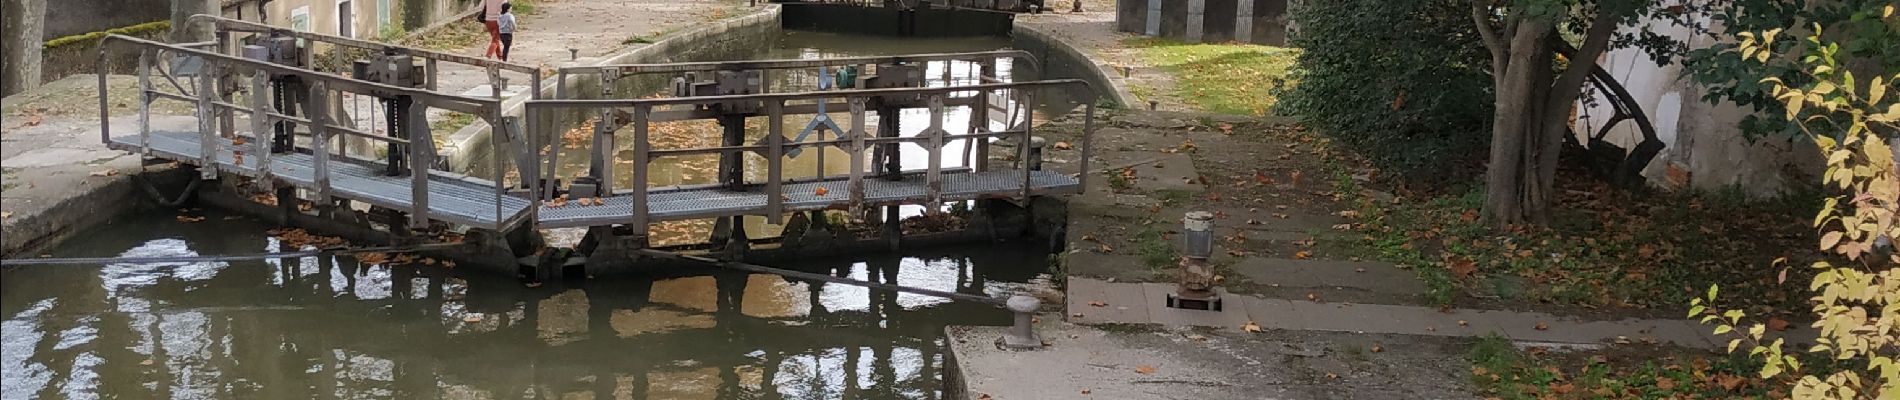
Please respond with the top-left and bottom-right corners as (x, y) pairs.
(497, 3), (516, 61)
(481, 0), (505, 59)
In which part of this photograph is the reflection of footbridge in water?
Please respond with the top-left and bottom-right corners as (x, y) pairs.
(121, 248), (1037, 398)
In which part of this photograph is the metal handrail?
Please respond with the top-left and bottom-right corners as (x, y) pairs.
(186, 14), (540, 76)
(523, 79), (1097, 233)
(559, 49), (1042, 76)
(98, 35), (521, 232)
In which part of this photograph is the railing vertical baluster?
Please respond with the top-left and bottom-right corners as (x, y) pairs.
(1020, 91), (1035, 199)
(308, 82), (333, 204)
(216, 30), (235, 138)
(493, 109), (506, 231)
(765, 100), (785, 225)
(631, 105), (650, 237)
(409, 100), (433, 229)
(98, 48), (112, 145)
(249, 71), (272, 177)
(925, 95), (944, 209)
(136, 50), (151, 153)
(197, 62), (219, 179)
(594, 72), (615, 194)
(848, 98), (868, 212)
(971, 88), (989, 172)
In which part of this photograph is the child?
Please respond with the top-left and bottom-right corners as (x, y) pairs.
(497, 3), (516, 62)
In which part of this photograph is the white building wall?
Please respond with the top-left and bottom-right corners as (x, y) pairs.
(1575, 16), (1823, 197)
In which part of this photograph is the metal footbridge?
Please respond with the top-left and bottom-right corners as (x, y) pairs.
(96, 15), (1098, 241)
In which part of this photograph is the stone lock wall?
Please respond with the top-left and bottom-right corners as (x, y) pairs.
(1114, 0), (1289, 46)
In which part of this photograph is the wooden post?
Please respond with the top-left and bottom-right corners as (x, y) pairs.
(249, 71), (272, 180)
(848, 98), (868, 212)
(137, 50), (152, 155)
(925, 95), (944, 209)
(631, 106), (650, 237)
(408, 98), (432, 229)
(765, 100), (785, 225)
(197, 61), (219, 179)
(308, 82), (333, 204)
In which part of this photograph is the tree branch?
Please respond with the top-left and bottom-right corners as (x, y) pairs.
(1472, 0), (1509, 80)
(1541, 6), (1620, 135)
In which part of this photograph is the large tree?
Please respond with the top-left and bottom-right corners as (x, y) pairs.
(1470, 0), (1684, 226)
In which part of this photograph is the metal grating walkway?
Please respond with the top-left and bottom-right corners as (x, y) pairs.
(535, 170), (1081, 229)
(109, 130), (534, 229)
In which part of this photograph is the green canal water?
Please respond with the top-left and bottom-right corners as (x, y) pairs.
(1, 207), (1054, 399)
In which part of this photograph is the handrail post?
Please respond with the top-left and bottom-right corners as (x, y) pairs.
(249, 70), (273, 182)
(1020, 91), (1035, 199)
(492, 110), (506, 231)
(631, 106), (651, 238)
(925, 95), (945, 209)
(197, 61), (220, 180)
(136, 49), (152, 154)
(309, 82), (333, 204)
(98, 48), (111, 145)
(971, 88), (989, 172)
(847, 98), (868, 213)
(765, 100), (785, 225)
(408, 99), (433, 229)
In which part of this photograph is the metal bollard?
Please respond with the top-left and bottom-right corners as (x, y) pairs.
(1167, 211), (1223, 310)
(1148, 100), (1159, 111)
(1001, 295), (1043, 350)
(1073, 0), (1083, 12)
(569, 48), (579, 61)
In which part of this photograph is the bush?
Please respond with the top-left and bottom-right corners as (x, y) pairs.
(1276, 0), (1494, 183)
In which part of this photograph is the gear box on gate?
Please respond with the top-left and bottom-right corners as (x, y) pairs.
(351, 53), (427, 90)
(242, 35), (305, 78)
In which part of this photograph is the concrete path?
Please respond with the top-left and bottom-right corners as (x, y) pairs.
(1066, 277), (1723, 348)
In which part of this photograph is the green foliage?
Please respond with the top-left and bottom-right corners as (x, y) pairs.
(43, 21), (171, 50)
(1122, 38), (1300, 116)
(1469, 334), (1784, 399)
(1696, 13), (1899, 399)
(1277, 0), (1493, 182)
(1685, 0), (1900, 140)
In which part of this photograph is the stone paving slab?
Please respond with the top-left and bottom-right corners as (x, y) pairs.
(1230, 257), (1426, 295)
(1065, 279), (1726, 348)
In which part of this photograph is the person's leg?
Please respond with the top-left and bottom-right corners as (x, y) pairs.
(500, 33), (513, 61)
(484, 20), (502, 58)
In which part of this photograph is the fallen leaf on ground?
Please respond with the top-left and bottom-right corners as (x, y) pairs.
(1655, 377), (1678, 390)
(1768, 317), (1790, 331)
(1053, 141), (1072, 150)
(1715, 373), (1746, 390)
(1087, 300), (1107, 307)
(1534, 322), (1549, 331)
(1134, 365), (1157, 374)
(1370, 344), (1382, 353)
(814, 187), (830, 196)
(0, 211), (10, 219)
(89, 169), (118, 177)
(1293, 251), (1312, 259)
(1243, 321), (1262, 332)
(1447, 257), (1477, 279)
(1186, 334), (1207, 342)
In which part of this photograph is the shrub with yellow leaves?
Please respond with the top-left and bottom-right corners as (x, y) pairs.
(1693, 7), (1899, 399)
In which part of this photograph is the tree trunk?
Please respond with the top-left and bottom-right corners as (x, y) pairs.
(0, 0), (47, 96)
(1484, 19), (1560, 225)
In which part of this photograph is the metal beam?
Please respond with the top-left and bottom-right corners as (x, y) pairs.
(185, 14), (539, 75)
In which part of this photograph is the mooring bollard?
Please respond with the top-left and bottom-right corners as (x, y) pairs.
(1167, 211), (1223, 310)
(1001, 295), (1043, 350)
(569, 48), (579, 61)
(1148, 100), (1159, 111)
(1073, 0), (1084, 13)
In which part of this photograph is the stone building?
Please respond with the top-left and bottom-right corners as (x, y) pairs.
(1113, 0), (1292, 46)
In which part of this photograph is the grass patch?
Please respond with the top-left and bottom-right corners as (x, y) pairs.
(1153, 189), (1194, 206)
(622, 35), (656, 45)
(1123, 37), (1300, 116)
(1136, 226), (1179, 272)
(1468, 335), (1792, 399)
(1, 168), (20, 193)
(1347, 172), (1822, 311)
(432, 113), (478, 144)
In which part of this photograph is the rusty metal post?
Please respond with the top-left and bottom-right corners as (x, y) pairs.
(1167, 211), (1223, 310)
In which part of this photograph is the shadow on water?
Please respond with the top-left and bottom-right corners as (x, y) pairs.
(2, 208), (1053, 399)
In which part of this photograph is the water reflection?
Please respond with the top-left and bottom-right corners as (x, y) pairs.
(2, 210), (1050, 399)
